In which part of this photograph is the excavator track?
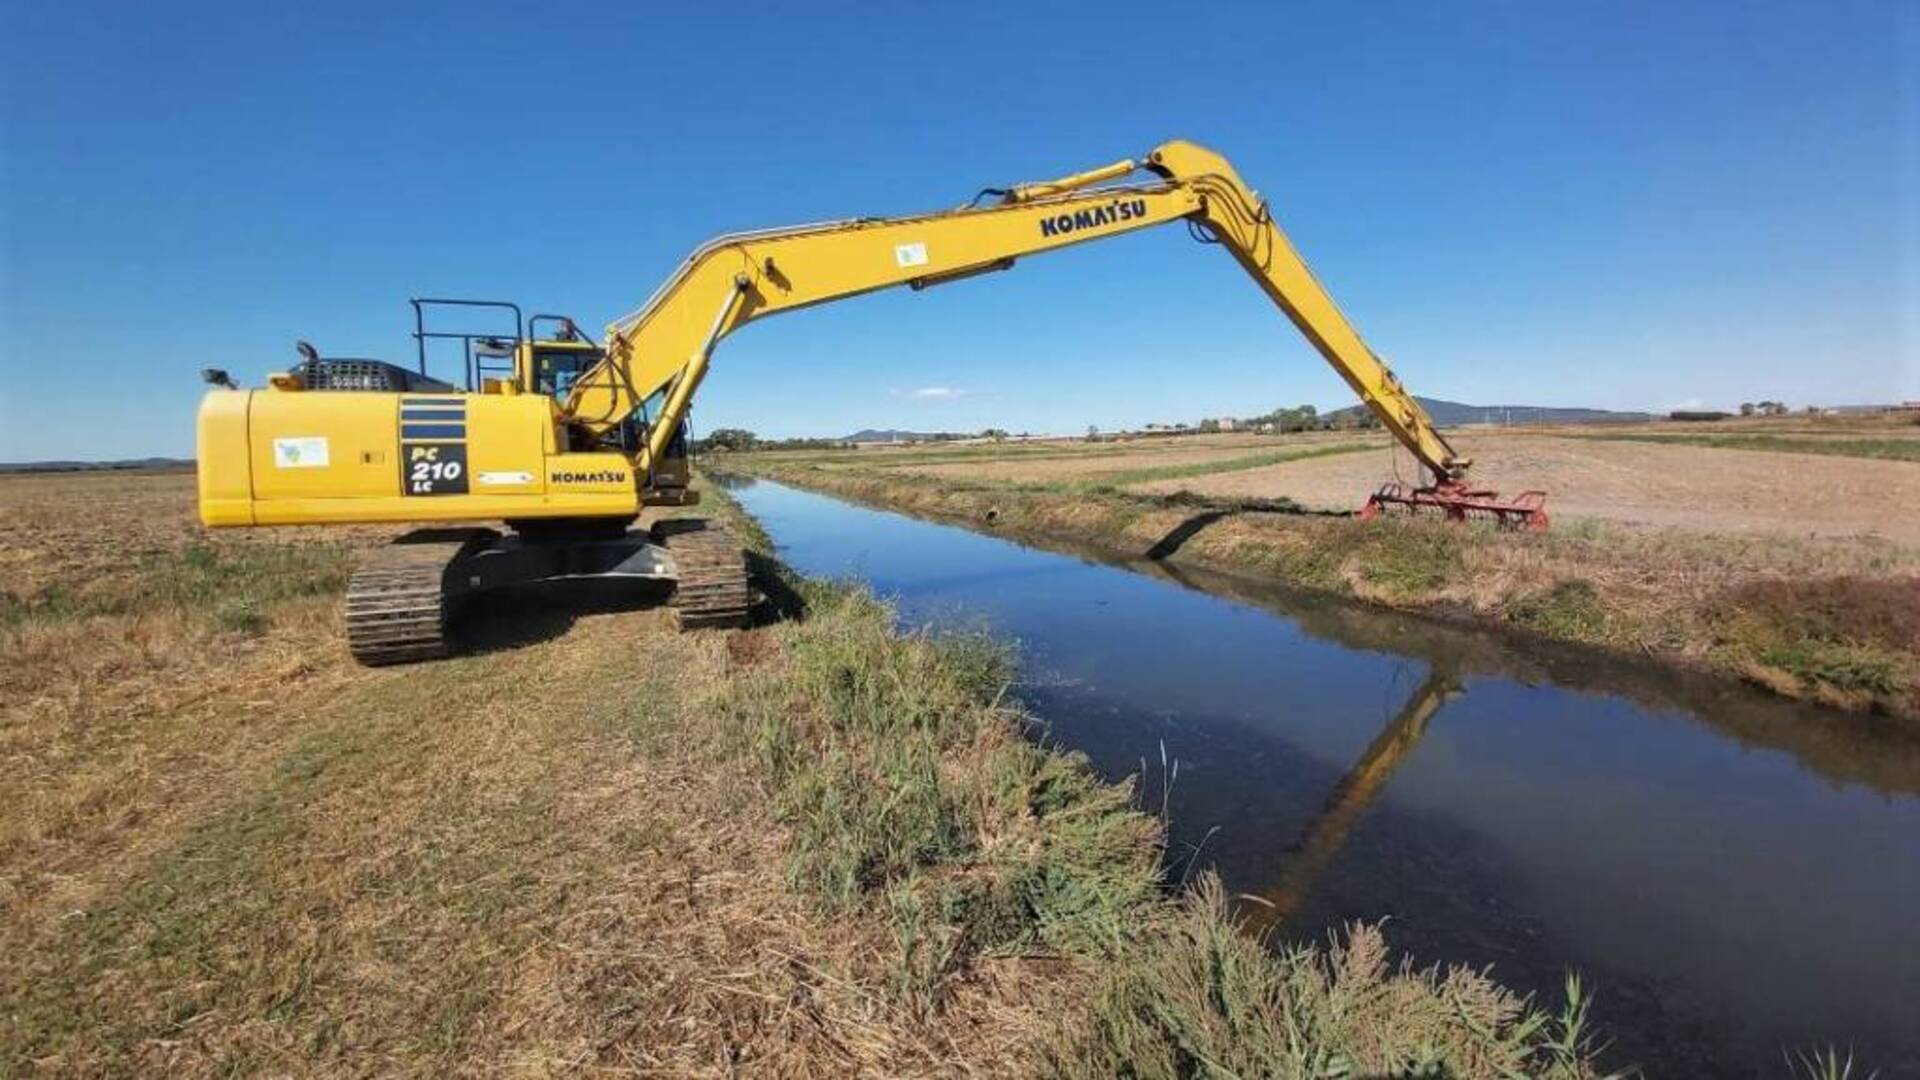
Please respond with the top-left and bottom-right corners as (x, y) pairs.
(344, 536), (473, 666)
(656, 518), (752, 630)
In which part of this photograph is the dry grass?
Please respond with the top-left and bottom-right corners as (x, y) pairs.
(1, 469), (1610, 1077)
(0, 472), (1069, 1075)
(0, 472), (402, 942)
(7, 610), (1024, 1075)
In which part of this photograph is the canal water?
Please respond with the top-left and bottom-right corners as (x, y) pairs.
(722, 477), (1920, 1078)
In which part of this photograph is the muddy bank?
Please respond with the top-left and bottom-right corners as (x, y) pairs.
(732, 461), (1920, 720)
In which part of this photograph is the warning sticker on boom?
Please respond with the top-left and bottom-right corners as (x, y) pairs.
(402, 443), (469, 496)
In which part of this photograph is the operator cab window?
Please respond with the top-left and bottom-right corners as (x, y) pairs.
(533, 350), (594, 397)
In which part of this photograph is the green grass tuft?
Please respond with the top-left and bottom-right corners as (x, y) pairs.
(1347, 521), (1468, 599)
(1711, 577), (1918, 699)
(1044, 877), (1619, 1079)
(1508, 578), (1610, 638)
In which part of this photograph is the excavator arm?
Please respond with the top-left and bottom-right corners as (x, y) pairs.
(565, 140), (1470, 490)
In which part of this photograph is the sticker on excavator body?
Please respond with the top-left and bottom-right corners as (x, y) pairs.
(272, 436), (330, 468)
(894, 242), (928, 268)
(402, 443), (468, 495)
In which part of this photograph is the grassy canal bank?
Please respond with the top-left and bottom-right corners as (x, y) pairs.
(736, 454), (1920, 720)
(1, 470), (1609, 1076)
(703, 493), (1615, 1077)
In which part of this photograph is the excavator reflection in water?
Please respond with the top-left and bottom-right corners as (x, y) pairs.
(1240, 667), (1462, 935)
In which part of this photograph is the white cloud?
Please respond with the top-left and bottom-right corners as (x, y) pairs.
(908, 386), (967, 400)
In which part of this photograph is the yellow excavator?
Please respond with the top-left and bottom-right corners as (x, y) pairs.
(196, 139), (1545, 665)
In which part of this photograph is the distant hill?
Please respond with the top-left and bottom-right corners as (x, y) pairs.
(841, 429), (960, 444)
(1326, 397), (1651, 427)
(0, 457), (194, 474)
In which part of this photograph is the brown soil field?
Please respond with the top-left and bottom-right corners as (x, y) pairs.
(1132, 432), (1920, 543)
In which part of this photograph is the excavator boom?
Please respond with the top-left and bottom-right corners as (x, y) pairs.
(566, 140), (1473, 496)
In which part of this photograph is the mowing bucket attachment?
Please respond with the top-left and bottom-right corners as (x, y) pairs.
(1360, 481), (1549, 532)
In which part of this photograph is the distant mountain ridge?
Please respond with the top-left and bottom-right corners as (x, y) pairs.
(0, 457), (194, 474)
(1327, 397), (1651, 426)
(841, 428), (957, 443)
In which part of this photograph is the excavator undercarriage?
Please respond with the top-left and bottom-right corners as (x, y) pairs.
(343, 519), (751, 666)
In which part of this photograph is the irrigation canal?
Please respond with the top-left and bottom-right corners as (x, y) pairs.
(722, 476), (1920, 1078)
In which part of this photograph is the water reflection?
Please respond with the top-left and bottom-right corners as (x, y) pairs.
(1245, 666), (1461, 933)
(1146, 529), (1920, 801)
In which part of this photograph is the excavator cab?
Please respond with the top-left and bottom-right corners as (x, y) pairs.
(522, 314), (600, 398)
(411, 299), (600, 399)
(523, 313), (689, 492)
(410, 298), (679, 484)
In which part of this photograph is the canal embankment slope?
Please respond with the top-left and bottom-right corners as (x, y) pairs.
(736, 440), (1920, 720)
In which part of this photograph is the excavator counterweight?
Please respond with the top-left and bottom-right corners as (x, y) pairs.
(195, 139), (1547, 664)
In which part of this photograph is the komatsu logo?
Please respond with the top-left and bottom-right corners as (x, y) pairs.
(550, 469), (625, 484)
(1040, 198), (1148, 238)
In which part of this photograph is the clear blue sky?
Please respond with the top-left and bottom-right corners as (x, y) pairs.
(3, 1), (1913, 459)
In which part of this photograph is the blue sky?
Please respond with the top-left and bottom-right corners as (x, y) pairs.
(2, 1), (1913, 459)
